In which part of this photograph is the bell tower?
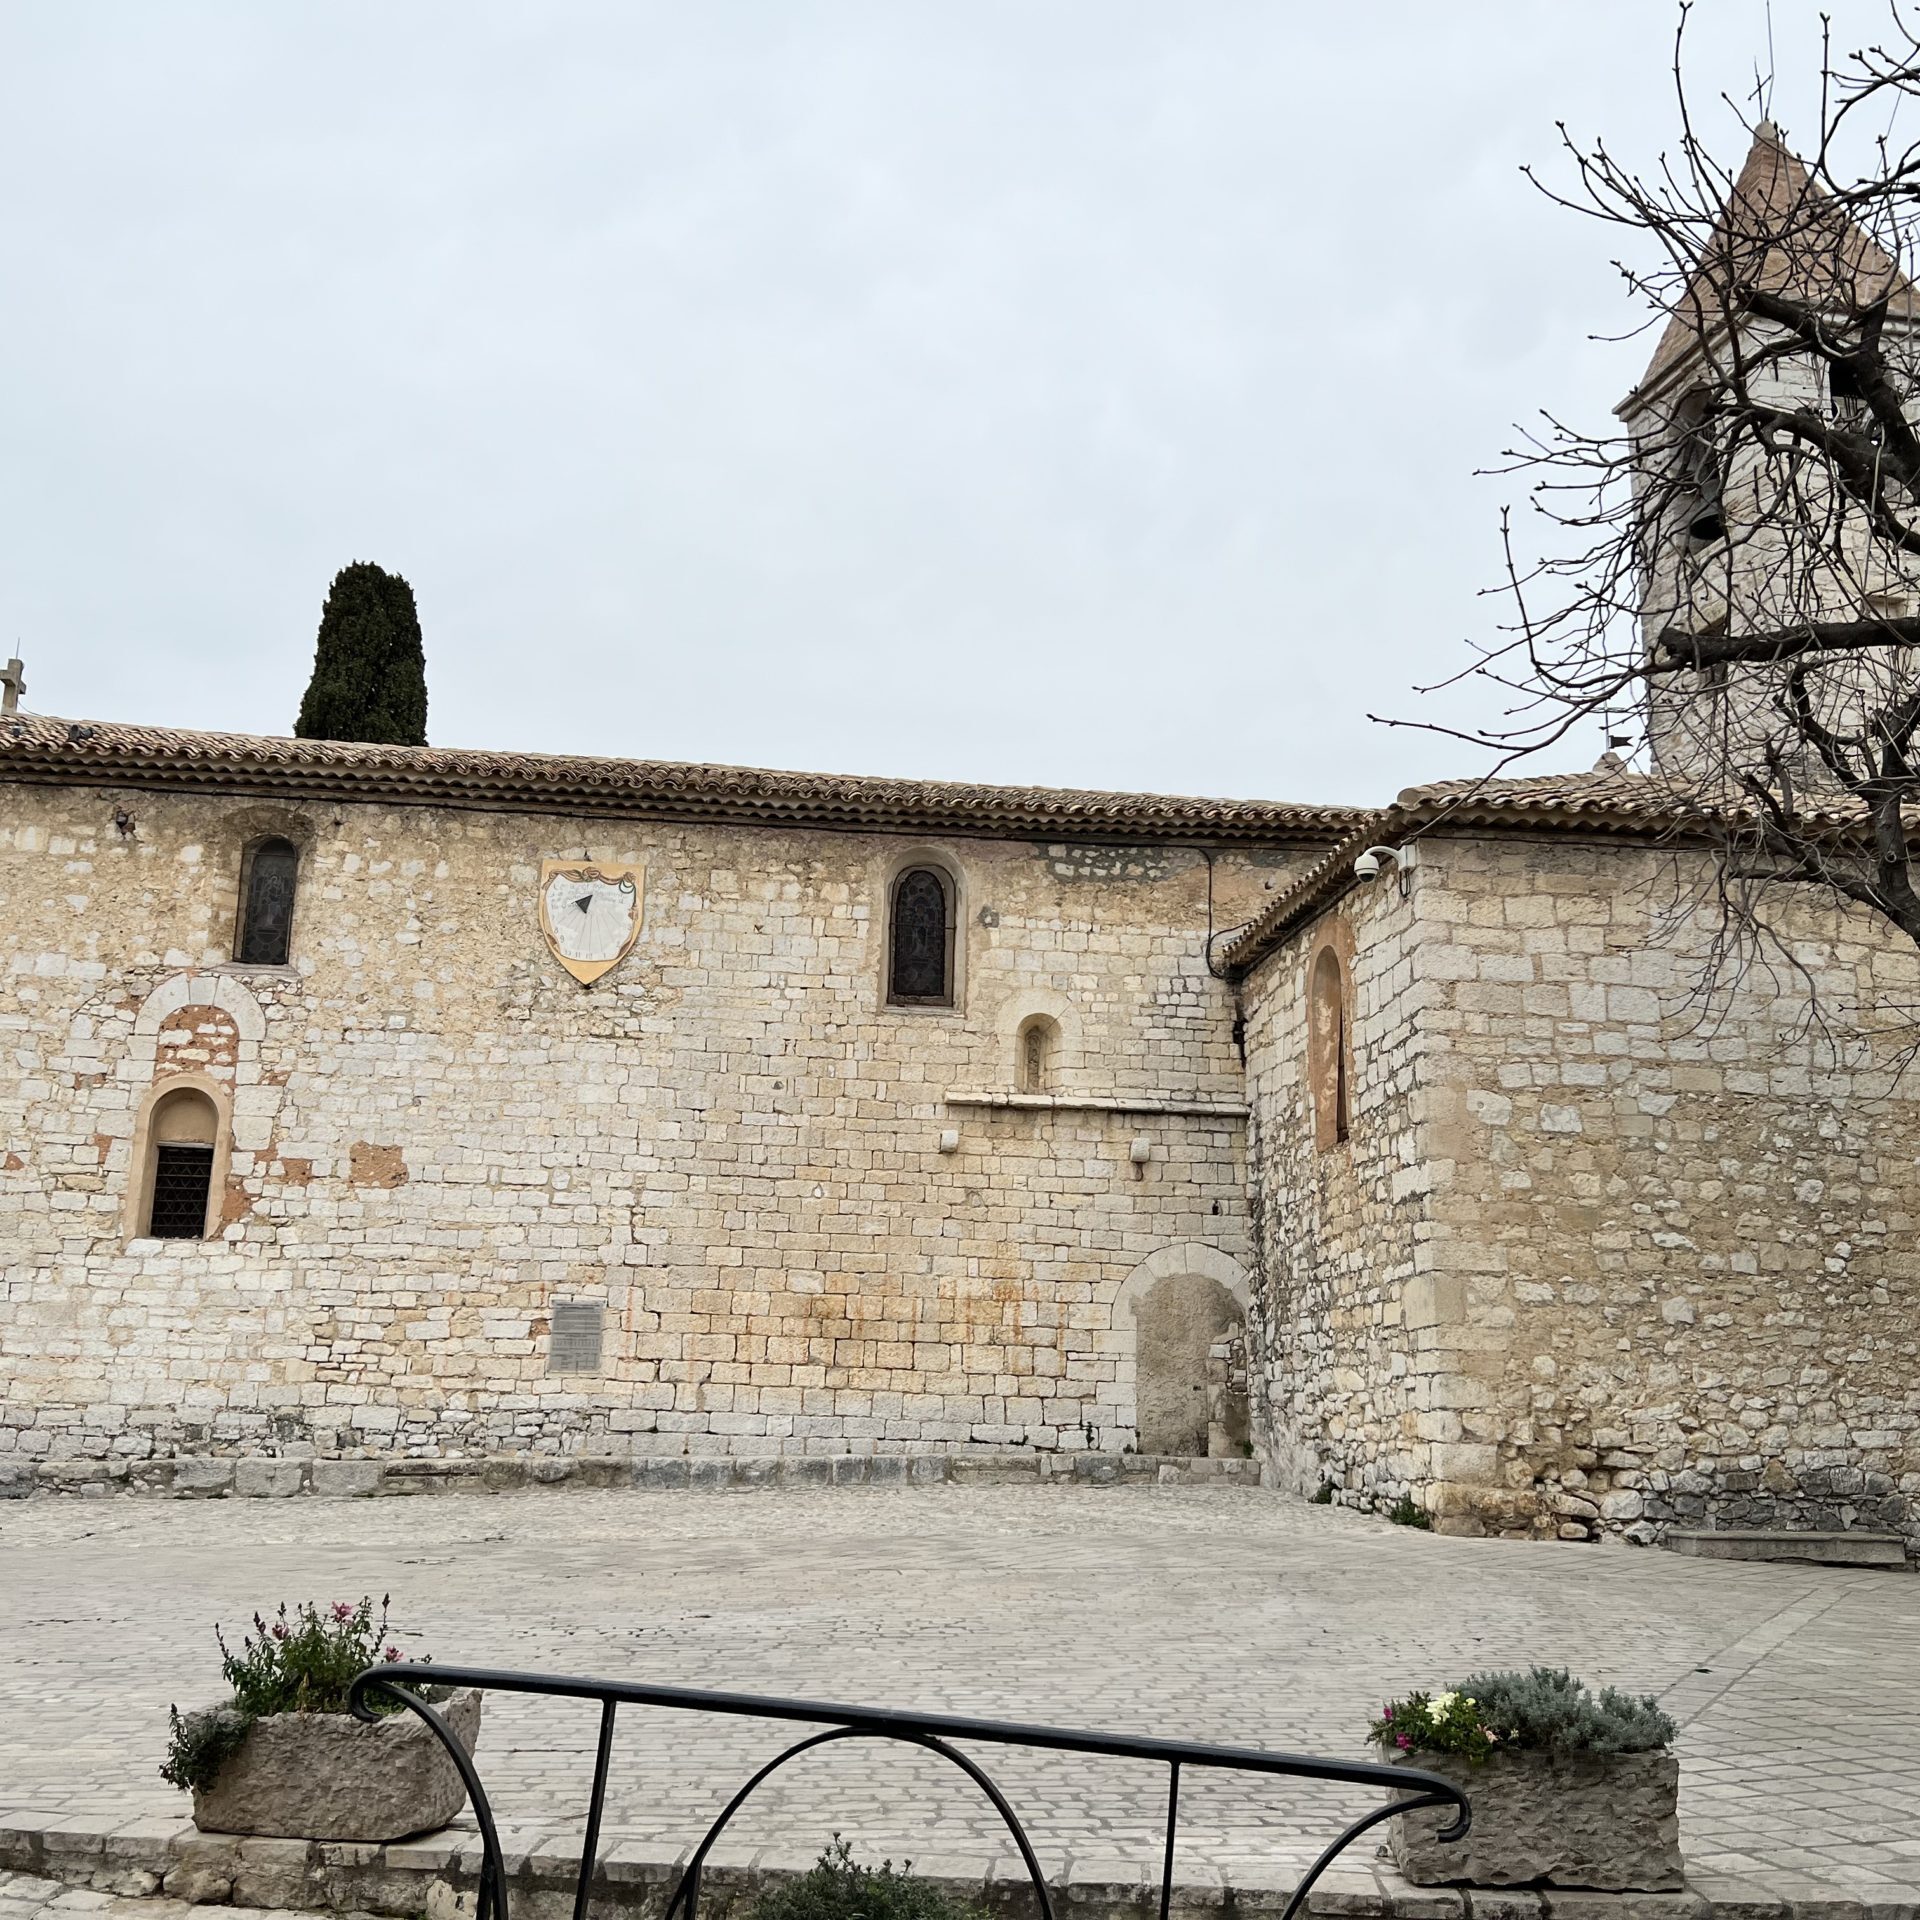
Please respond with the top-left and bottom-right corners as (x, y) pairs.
(1616, 124), (1920, 784)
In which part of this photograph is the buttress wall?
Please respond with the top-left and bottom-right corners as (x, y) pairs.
(1238, 868), (1450, 1511)
(1242, 833), (1920, 1545)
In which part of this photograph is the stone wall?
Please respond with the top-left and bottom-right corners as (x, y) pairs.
(1243, 832), (1920, 1544)
(1239, 865), (1440, 1512)
(0, 781), (1293, 1467)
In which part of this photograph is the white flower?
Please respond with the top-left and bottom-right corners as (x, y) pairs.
(1431, 1691), (1460, 1714)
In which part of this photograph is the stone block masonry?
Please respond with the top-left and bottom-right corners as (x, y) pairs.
(0, 781), (1291, 1466)
(10, 725), (1915, 1552)
(1242, 832), (1920, 1548)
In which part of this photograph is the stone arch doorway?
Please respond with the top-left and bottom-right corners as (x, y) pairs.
(1113, 1243), (1252, 1458)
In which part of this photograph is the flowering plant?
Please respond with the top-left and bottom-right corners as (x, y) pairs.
(1369, 1667), (1675, 1764)
(161, 1595), (425, 1794)
(217, 1596), (411, 1719)
(1369, 1689), (1499, 1761)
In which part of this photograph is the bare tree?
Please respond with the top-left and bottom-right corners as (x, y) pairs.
(1412, 6), (1920, 957)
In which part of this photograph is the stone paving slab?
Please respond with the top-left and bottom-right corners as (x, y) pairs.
(0, 1871), (296, 1920)
(0, 1485), (1914, 1913)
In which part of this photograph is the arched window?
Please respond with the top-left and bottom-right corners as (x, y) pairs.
(1308, 943), (1350, 1150)
(888, 866), (955, 1006)
(236, 838), (299, 966)
(142, 1085), (220, 1238)
(1670, 388), (1726, 543)
(1018, 1015), (1056, 1092)
(1829, 357), (1884, 445)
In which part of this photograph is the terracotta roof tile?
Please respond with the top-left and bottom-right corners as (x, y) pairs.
(0, 714), (1355, 846)
(1219, 762), (1844, 976)
(1388, 764), (1695, 815)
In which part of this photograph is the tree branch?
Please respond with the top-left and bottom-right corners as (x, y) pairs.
(1656, 612), (1920, 667)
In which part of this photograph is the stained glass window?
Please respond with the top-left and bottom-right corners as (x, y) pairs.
(238, 839), (299, 966)
(889, 867), (952, 1004)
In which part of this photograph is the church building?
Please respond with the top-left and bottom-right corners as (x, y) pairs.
(3, 712), (1911, 1545)
(3, 129), (1915, 1546)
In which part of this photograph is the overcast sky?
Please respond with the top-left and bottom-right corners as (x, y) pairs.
(0, 3), (1899, 803)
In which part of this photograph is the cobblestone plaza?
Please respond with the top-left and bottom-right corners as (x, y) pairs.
(3, 1484), (1916, 1911)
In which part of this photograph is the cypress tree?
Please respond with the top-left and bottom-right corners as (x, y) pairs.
(293, 562), (429, 746)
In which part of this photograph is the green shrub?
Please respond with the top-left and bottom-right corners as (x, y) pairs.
(1460, 1667), (1676, 1755)
(295, 562), (428, 746)
(748, 1839), (990, 1920)
(158, 1706), (251, 1795)
(161, 1596), (424, 1795)
(1368, 1667), (1676, 1763)
(1386, 1493), (1431, 1529)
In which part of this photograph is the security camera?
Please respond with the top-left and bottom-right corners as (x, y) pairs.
(1354, 845), (1400, 881)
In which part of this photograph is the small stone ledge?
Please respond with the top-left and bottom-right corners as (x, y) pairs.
(1661, 1529), (1911, 1569)
(5, 1449), (1265, 1501)
(0, 1815), (1887, 1920)
(944, 1090), (1250, 1119)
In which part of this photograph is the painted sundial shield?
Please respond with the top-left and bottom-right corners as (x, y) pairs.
(537, 861), (645, 985)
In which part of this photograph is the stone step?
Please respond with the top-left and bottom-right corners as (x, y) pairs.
(2, 1448), (1265, 1501)
(1662, 1527), (1909, 1568)
(0, 1809), (1861, 1920)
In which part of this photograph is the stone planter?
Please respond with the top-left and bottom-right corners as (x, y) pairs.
(1388, 1744), (1683, 1891)
(190, 1688), (483, 1842)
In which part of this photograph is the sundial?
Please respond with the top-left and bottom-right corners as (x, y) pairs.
(537, 862), (645, 985)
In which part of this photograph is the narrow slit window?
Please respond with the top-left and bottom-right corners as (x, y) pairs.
(889, 867), (954, 1005)
(1019, 1017), (1054, 1092)
(1670, 389), (1726, 543)
(1309, 945), (1350, 1150)
(237, 838), (300, 966)
(1692, 610), (1731, 691)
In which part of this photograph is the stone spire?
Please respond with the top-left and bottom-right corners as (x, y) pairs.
(1624, 120), (1916, 406)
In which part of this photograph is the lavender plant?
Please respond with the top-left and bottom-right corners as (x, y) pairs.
(1369, 1667), (1674, 1763)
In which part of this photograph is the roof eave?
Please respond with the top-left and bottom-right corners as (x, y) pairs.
(0, 718), (1357, 849)
(1221, 797), (1729, 977)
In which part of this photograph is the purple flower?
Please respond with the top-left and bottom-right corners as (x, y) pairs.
(384, 1646), (403, 1663)
(1395, 1734), (1412, 1750)
(272, 1623), (288, 1641)
(331, 1601), (354, 1622)
(1382, 1707), (1394, 1721)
